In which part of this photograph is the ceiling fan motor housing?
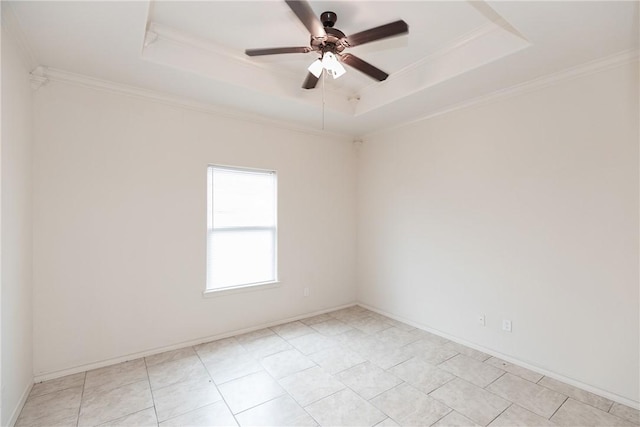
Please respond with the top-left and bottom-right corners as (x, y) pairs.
(311, 12), (347, 54)
(321, 11), (337, 27)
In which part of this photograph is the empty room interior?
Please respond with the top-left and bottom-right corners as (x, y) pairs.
(1, 1), (639, 426)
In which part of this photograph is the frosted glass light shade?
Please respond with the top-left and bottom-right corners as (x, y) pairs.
(308, 59), (323, 78)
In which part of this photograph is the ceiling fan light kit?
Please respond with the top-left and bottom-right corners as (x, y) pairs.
(245, 0), (409, 89)
(308, 52), (346, 79)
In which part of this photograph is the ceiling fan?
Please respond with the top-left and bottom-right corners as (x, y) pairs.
(245, 0), (409, 89)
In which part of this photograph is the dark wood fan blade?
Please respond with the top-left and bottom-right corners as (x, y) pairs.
(245, 47), (311, 56)
(285, 0), (326, 39)
(345, 20), (408, 47)
(302, 72), (319, 89)
(340, 53), (388, 81)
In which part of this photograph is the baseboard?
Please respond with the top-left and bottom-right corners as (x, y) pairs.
(33, 302), (357, 383)
(6, 380), (33, 427)
(357, 302), (640, 410)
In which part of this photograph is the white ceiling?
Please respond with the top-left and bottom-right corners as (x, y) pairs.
(6, 1), (639, 136)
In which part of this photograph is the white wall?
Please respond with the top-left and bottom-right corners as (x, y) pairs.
(32, 82), (357, 376)
(1, 19), (34, 427)
(357, 62), (639, 403)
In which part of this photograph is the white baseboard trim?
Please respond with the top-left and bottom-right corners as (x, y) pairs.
(6, 380), (33, 427)
(357, 302), (640, 410)
(33, 302), (357, 383)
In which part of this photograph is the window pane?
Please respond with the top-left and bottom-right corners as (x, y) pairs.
(209, 229), (275, 288)
(213, 168), (275, 228)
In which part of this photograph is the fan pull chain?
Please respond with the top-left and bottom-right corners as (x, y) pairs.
(321, 70), (326, 130)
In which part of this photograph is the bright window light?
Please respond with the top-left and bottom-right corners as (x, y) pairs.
(207, 165), (277, 290)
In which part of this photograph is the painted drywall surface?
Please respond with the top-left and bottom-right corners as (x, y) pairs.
(32, 82), (357, 375)
(357, 62), (639, 402)
(1, 24), (34, 426)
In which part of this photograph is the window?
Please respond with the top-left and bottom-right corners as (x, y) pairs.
(206, 165), (277, 291)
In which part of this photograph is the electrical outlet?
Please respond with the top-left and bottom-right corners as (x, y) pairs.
(303, 287), (310, 297)
(502, 319), (512, 332)
(478, 314), (486, 326)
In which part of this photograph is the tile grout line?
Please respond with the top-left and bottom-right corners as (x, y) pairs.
(535, 377), (618, 415)
(74, 372), (88, 427)
(485, 402), (514, 426)
(142, 356), (160, 426)
(194, 345), (241, 426)
(548, 396), (570, 420)
(427, 407), (454, 427)
(483, 371), (507, 390)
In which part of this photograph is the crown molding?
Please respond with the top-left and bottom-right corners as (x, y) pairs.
(34, 67), (353, 140)
(361, 48), (639, 139)
(1, 2), (38, 70)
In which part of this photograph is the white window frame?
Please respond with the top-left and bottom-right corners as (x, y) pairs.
(204, 165), (279, 297)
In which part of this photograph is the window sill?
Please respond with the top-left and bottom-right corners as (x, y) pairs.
(202, 281), (281, 298)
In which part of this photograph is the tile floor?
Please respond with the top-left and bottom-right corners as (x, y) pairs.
(16, 306), (640, 427)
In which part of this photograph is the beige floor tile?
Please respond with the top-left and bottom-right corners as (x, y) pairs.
(236, 395), (317, 426)
(195, 337), (247, 364)
(551, 399), (635, 426)
(260, 349), (316, 379)
(79, 380), (153, 427)
(241, 334), (293, 359)
(538, 376), (613, 412)
(389, 357), (455, 394)
(609, 402), (640, 424)
(309, 346), (367, 375)
(203, 352), (264, 385)
(145, 347), (196, 368)
(147, 355), (209, 390)
(329, 306), (370, 322)
(335, 328), (376, 347)
(487, 374), (567, 419)
(349, 316), (394, 334)
(289, 332), (339, 355)
(30, 372), (86, 398)
(16, 385), (83, 427)
(403, 340), (459, 365)
(366, 312), (395, 323)
(336, 361), (403, 400)
(488, 404), (557, 426)
(218, 371), (285, 414)
(430, 378), (510, 426)
(306, 388), (387, 427)
(484, 357), (543, 383)
(442, 342), (491, 362)
(311, 318), (354, 336)
(270, 321), (315, 340)
(84, 359), (148, 394)
(383, 318), (417, 332)
(375, 418), (401, 426)
(152, 376), (222, 422)
(279, 366), (345, 406)
(98, 407), (158, 427)
(300, 313), (334, 325)
(159, 401), (237, 427)
(18, 414), (78, 427)
(438, 355), (504, 388)
(371, 383), (451, 427)
(367, 345), (415, 370)
(375, 327), (421, 348)
(235, 328), (275, 345)
(410, 330), (449, 347)
(432, 411), (480, 426)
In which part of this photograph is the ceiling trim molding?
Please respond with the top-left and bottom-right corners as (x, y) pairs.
(361, 48), (639, 139)
(147, 22), (348, 99)
(1, 2), (38, 70)
(35, 67), (352, 140)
